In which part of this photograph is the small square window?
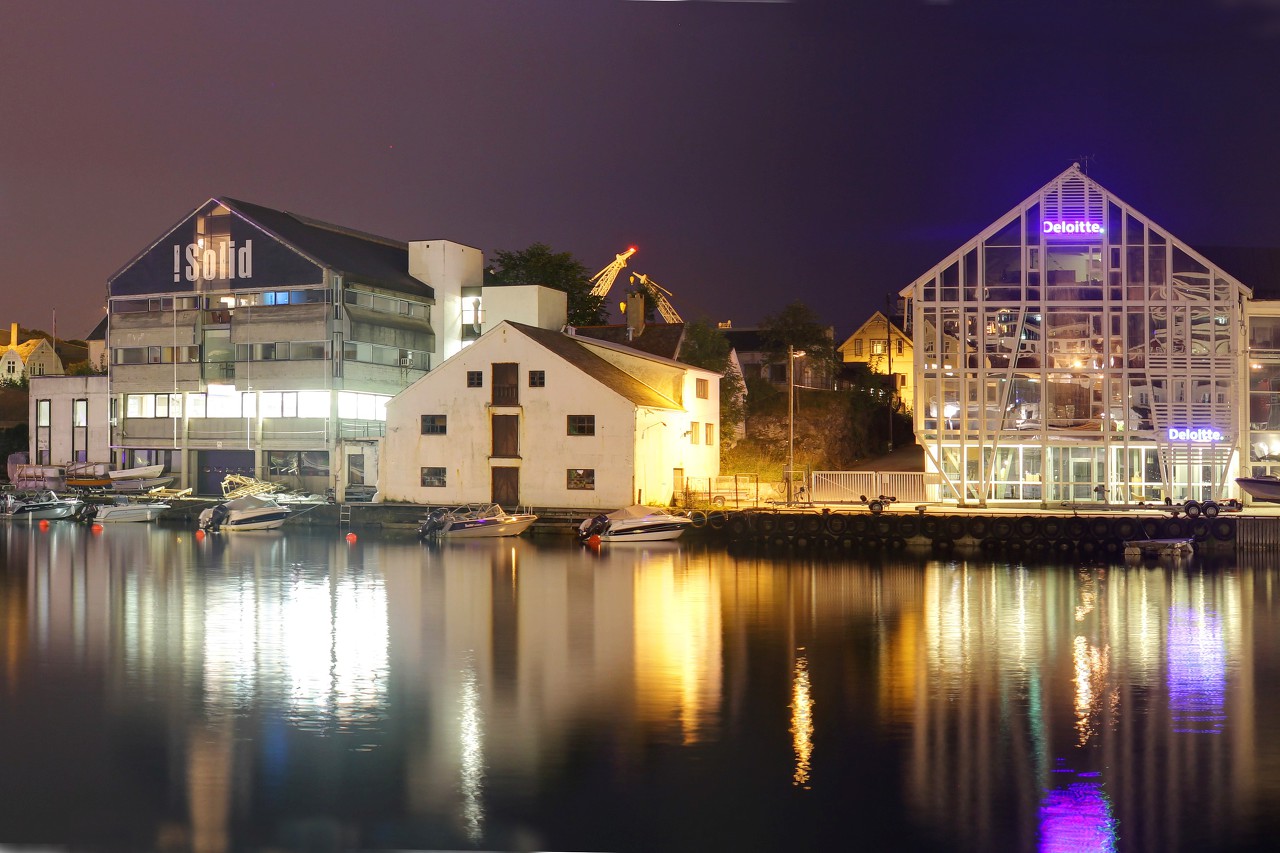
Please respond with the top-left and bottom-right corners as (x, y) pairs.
(529, 370), (546, 387)
(467, 371), (483, 388)
(567, 468), (595, 490)
(696, 377), (708, 399)
(690, 422), (700, 445)
(421, 414), (447, 435)
(567, 415), (595, 436)
(421, 467), (446, 487)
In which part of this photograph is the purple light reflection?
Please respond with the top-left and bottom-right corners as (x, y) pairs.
(1167, 606), (1227, 734)
(1039, 781), (1118, 853)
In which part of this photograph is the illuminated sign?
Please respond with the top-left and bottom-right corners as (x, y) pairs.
(1043, 220), (1103, 236)
(173, 239), (253, 282)
(1167, 427), (1223, 442)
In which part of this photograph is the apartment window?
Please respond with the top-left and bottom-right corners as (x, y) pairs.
(567, 415), (595, 436)
(853, 339), (863, 357)
(696, 377), (709, 399)
(421, 415), (447, 435)
(690, 422), (700, 445)
(529, 370), (545, 387)
(267, 451), (330, 477)
(567, 468), (595, 490)
(705, 423), (715, 445)
(896, 339), (904, 356)
(37, 399), (50, 427)
(872, 341), (885, 355)
(421, 467), (447, 487)
(467, 370), (483, 388)
(73, 399), (88, 428)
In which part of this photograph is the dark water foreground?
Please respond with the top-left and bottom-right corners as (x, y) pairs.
(2, 523), (1279, 852)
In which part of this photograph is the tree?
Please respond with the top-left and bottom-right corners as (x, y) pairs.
(679, 321), (746, 447)
(486, 243), (607, 326)
(759, 301), (837, 368)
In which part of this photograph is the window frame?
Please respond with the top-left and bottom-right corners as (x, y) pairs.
(420, 414), (447, 435)
(567, 468), (595, 490)
(567, 414), (596, 436)
(466, 370), (483, 388)
(421, 466), (447, 487)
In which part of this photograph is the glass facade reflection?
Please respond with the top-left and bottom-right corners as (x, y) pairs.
(904, 164), (1249, 504)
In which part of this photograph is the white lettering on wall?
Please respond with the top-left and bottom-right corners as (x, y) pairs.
(1167, 427), (1223, 442)
(1043, 220), (1104, 236)
(173, 239), (253, 282)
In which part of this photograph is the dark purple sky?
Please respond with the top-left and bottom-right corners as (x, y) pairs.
(5, 0), (1280, 340)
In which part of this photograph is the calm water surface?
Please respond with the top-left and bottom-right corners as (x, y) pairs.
(2, 522), (1280, 852)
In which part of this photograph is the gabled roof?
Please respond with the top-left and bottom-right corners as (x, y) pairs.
(218, 198), (429, 296)
(570, 323), (686, 359)
(506, 322), (684, 409)
(86, 316), (108, 342)
(840, 311), (908, 348)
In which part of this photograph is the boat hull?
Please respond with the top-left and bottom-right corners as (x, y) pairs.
(8, 503), (82, 521)
(218, 511), (290, 531)
(92, 504), (169, 523)
(595, 520), (691, 542)
(438, 516), (537, 538)
(1237, 477), (1280, 502)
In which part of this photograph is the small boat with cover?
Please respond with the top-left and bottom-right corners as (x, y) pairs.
(578, 505), (693, 543)
(1, 490), (85, 521)
(197, 494), (291, 532)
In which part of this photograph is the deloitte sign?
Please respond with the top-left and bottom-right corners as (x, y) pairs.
(1168, 427), (1223, 442)
(1043, 220), (1104, 237)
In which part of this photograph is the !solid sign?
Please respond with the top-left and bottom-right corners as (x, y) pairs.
(1168, 427), (1223, 442)
(173, 240), (254, 282)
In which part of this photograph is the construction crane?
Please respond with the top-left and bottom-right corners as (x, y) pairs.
(588, 247), (637, 298)
(628, 272), (684, 323)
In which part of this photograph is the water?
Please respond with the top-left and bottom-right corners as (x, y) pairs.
(3, 523), (1280, 852)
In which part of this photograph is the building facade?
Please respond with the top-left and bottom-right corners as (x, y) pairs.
(903, 164), (1249, 505)
(106, 198), (484, 496)
(382, 321), (721, 509)
(837, 310), (914, 405)
(27, 375), (111, 467)
(2, 323), (64, 383)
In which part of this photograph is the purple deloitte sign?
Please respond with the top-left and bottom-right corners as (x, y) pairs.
(1168, 427), (1223, 442)
(1043, 220), (1104, 238)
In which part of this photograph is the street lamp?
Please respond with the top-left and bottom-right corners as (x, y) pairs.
(788, 345), (806, 504)
(885, 309), (894, 454)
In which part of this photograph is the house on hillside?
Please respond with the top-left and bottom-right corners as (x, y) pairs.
(719, 323), (833, 390)
(1, 323), (64, 383)
(837, 310), (914, 405)
(381, 320), (721, 509)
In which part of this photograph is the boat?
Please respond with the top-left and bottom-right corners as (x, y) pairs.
(577, 505), (693, 543)
(90, 498), (171, 524)
(1, 490), (86, 521)
(109, 476), (175, 493)
(109, 464), (165, 481)
(197, 494), (292, 532)
(417, 503), (537, 539)
(1237, 475), (1280, 502)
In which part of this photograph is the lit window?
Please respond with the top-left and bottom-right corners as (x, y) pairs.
(696, 378), (708, 399)
(690, 422), (700, 445)
(567, 415), (595, 436)
(705, 423), (715, 445)
(421, 415), (447, 435)
(567, 468), (595, 490)
(853, 339), (863, 357)
(421, 467), (447, 487)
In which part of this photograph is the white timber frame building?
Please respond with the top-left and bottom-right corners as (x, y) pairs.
(902, 164), (1250, 506)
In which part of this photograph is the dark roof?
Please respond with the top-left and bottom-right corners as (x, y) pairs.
(507, 322), (681, 409)
(571, 323), (685, 360)
(86, 316), (107, 342)
(1196, 246), (1280, 299)
(220, 197), (431, 298)
(721, 327), (767, 352)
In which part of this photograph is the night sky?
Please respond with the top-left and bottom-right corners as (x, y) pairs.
(5, 0), (1280, 341)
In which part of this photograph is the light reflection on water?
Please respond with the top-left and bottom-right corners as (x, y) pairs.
(3, 523), (1280, 852)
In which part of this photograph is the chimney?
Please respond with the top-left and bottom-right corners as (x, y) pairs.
(8, 322), (16, 349)
(626, 293), (646, 339)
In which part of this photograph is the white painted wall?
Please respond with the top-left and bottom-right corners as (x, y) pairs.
(407, 240), (484, 363)
(28, 375), (111, 465)
(480, 284), (567, 333)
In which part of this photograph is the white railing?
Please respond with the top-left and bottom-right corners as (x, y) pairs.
(810, 471), (932, 504)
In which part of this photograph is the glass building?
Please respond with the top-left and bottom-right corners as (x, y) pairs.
(903, 164), (1249, 506)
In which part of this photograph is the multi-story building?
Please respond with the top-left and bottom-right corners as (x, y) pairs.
(107, 197), (483, 497)
(903, 164), (1250, 505)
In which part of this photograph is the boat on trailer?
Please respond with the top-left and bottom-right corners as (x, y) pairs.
(1237, 476), (1280, 503)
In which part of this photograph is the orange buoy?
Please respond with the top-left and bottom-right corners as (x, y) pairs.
(91, 523), (103, 533)
(588, 534), (601, 547)
(39, 520), (49, 531)
(195, 529), (205, 541)
(345, 532), (357, 543)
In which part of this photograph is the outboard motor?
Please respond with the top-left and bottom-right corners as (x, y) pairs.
(417, 509), (448, 538)
(198, 503), (229, 532)
(577, 514), (609, 542)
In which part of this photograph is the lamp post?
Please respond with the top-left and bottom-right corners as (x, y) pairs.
(788, 345), (806, 504)
(885, 309), (894, 454)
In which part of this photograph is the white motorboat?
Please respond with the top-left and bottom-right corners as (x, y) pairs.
(109, 463), (165, 481)
(110, 476), (175, 493)
(1, 490), (85, 521)
(578, 505), (693, 543)
(418, 503), (537, 539)
(1237, 476), (1280, 502)
(197, 494), (291, 532)
(90, 498), (170, 524)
